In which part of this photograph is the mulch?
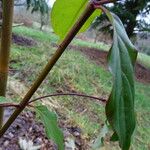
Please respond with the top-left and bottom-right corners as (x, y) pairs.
(0, 109), (55, 150)
(0, 108), (88, 150)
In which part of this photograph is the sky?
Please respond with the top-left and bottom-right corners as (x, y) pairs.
(47, 0), (55, 7)
(48, 0), (150, 23)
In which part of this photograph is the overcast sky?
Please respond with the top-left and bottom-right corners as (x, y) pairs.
(48, 0), (149, 23)
(47, 0), (55, 7)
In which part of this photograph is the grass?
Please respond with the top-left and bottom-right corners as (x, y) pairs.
(13, 26), (110, 51)
(13, 26), (58, 43)
(73, 39), (110, 51)
(137, 53), (150, 69)
(11, 26), (150, 149)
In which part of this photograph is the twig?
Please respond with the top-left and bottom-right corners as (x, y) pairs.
(0, 103), (20, 108)
(29, 93), (107, 104)
(0, 93), (106, 108)
(0, 103), (33, 108)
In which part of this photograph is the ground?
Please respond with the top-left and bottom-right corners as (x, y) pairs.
(1, 108), (88, 150)
(67, 44), (150, 83)
(0, 26), (150, 150)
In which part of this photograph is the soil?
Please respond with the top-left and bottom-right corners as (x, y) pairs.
(12, 34), (37, 47)
(12, 34), (150, 83)
(135, 63), (150, 83)
(67, 45), (150, 84)
(0, 108), (88, 150)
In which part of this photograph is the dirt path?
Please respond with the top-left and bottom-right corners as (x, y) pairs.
(12, 33), (150, 84)
(68, 45), (150, 84)
(12, 33), (37, 47)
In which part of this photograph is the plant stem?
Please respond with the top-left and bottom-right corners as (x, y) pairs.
(0, 93), (106, 108)
(0, 0), (14, 128)
(0, 103), (21, 108)
(0, 2), (95, 137)
(29, 93), (107, 104)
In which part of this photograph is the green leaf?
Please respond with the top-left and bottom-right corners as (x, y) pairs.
(51, 0), (101, 39)
(104, 9), (138, 150)
(36, 106), (64, 150)
(110, 132), (119, 141)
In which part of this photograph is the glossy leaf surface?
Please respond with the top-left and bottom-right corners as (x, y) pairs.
(51, 0), (101, 39)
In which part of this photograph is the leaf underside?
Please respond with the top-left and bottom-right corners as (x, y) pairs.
(51, 0), (101, 39)
(36, 106), (64, 150)
(104, 9), (138, 150)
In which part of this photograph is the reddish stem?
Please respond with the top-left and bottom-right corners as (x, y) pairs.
(0, 103), (33, 108)
(0, 103), (20, 108)
(29, 93), (107, 104)
(0, 93), (106, 108)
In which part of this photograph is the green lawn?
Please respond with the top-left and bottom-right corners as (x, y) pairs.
(11, 26), (150, 150)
